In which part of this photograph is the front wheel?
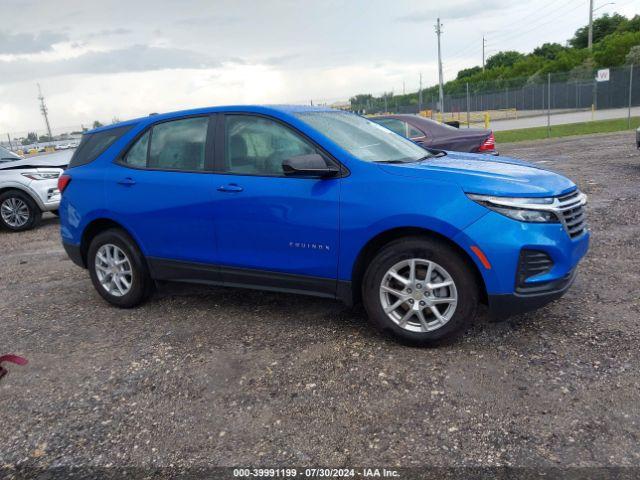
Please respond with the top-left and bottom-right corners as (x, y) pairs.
(0, 191), (42, 232)
(362, 237), (479, 345)
(87, 228), (154, 308)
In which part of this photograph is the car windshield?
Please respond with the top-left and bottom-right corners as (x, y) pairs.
(0, 146), (18, 162)
(293, 111), (430, 163)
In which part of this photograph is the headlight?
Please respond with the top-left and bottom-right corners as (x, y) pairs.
(467, 193), (560, 223)
(21, 172), (59, 180)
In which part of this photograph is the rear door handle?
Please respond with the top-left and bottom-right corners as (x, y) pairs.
(217, 183), (243, 193)
(117, 177), (136, 186)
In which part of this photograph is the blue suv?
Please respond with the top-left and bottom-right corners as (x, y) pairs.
(59, 106), (589, 344)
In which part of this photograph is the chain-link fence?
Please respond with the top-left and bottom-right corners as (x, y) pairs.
(352, 64), (639, 126)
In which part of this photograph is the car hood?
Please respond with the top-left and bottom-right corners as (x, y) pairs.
(378, 151), (576, 197)
(0, 155), (69, 170)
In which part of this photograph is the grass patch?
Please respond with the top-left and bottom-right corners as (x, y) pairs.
(495, 116), (640, 143)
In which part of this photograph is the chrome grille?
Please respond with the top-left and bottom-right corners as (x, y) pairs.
(556, 190), (587, 238)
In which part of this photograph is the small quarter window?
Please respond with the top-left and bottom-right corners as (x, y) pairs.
(408, 125), (425, 139)
(123, 131), (150, 167)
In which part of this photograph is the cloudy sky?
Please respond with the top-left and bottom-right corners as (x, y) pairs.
(0, 0), (635, 135)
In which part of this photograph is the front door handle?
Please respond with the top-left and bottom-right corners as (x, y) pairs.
(217, 183), (243, 193)
(117, 177), (136, 186)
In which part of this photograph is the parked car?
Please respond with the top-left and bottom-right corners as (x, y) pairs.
(0, 154), (67, 231)
(0, 146), (21, 162)
(58, 106), (589, 344)
(371, 114), (497, 155)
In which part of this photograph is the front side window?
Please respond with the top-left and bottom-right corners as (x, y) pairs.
(294, 111), (429, 163)
(225, 115), (317, 176)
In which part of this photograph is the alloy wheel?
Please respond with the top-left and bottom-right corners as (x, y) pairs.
(95, 244), (133, 297)
(1, 197), (30, 228)
(379, 258), (458, 333)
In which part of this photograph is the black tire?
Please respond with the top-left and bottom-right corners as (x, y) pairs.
(87, 228), (154, 308)
(0, 190), (42, 232)
(362, 237), (479, 346)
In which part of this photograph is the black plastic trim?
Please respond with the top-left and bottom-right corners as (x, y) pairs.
(488, 269), (577, 320)
(62, 242), (85, 268)
(147, 257), (342, 300)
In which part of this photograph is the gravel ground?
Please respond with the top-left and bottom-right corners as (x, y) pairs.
(1, 131), (639, 474)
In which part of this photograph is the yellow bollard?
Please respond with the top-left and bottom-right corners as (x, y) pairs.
(484, 111), (490, 129)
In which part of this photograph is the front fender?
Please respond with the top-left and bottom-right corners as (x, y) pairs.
(0, 181), (46, 210)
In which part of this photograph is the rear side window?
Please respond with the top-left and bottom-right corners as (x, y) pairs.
(69, 125), (133, 168)
(149, 117), (208, 171)
(374, 118), (406, 136)
(121, 117), (209, 171)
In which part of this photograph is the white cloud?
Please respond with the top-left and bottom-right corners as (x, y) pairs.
(0, 0), (603, 133)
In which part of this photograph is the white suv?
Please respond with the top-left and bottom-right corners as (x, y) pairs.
(0, 146), (66, 232)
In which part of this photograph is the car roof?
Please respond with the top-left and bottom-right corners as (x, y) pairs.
(87, 105), (338, 135)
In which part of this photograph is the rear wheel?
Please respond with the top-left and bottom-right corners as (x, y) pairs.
(362, 237), (478, 345)
(0, 191), (42, 232)
(87, 228), (154, 308)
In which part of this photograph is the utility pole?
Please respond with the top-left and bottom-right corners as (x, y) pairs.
(37, 83), (52, 141)
(418, 73), (423, 113)
(588, 0), (594, 50)
(403, 81), (405, 95)
(435, 18), (444, 114)
(482, 36), (487, 71)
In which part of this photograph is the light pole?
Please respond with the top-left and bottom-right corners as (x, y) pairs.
(435, 18), (444, 115)
(589, 1), (615, 50)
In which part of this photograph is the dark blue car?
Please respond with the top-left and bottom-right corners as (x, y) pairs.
(58, 105), (589, 344)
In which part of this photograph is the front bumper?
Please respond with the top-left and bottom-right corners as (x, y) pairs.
(455, 209), (590, 319)
(28, 177), (61, 211)
(488, 268), (577, 320)
(63, 242), (85, 268)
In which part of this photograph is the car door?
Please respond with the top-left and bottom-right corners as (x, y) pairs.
(212, 113), (340, 296)
(105, 114), (220, 266)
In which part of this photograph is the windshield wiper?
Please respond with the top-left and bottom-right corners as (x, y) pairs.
(427, 149), (447, 157)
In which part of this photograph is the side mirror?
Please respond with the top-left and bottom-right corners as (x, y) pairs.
(282, 154), (339, 178)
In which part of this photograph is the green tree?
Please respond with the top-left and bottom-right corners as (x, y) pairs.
(485, 51), (525, 70)
(457, 66), (482, 80)
(92, 120), (104, 129)
(626, 45), (640, 65)
(21, 132), (38, 145)
(569, 13), (628, 48)
(593, 31), (640, 66)
(532, 43), (566, 60)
